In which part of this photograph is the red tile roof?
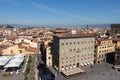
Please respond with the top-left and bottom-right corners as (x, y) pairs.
(41, 38), (51, 41)
(56, 33), (95, 38)
(0, 45), (9, 50)
(112, 38), (120, 41)
(26, 47), (39, 53)
(21, 42), (29, 45)
(50, 29), (70, 33)
(7, 35), (17, 40)
(19, 45), (27, 49)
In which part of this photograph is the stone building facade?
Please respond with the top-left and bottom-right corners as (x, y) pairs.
(95, 39), (115, 64)
(111, 24), (120, 36)
(52, 34), (95, 73)
(46, 47), (52, 66)
(113, 38), (120, 65)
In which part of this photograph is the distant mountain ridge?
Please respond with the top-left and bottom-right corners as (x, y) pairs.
(88, 24), (111, 28)
(0, 24), (111, 28)
(0, 24), (14, 28)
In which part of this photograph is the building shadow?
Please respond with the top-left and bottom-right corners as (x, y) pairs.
(38, 63), (55, 80)
(106, 52), (115, 64)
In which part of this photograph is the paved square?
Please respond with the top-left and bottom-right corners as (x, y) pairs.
(55, 63), (120, 80)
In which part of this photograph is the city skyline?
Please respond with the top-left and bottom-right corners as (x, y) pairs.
(0, 0), (120, 25)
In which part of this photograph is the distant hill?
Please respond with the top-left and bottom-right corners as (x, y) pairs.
(1, 23), (111, 28)
(0, 25), (14, 28)
(87, 24), (111, 28)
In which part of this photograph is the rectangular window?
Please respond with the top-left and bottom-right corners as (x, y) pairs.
(11, 50), (13, 54)
(19, 50), (22, 54)
(74, 42), (76, 44)
(11, 50), (13, 53)
(99, 51), (101, 53)
(74, 49), (75, 51)
(66, 43), (68, 45)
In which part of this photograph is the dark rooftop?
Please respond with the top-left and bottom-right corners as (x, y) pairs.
(54, 33), (95, 38)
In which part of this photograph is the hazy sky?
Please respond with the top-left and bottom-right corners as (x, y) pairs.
(0, 0), (120, 25)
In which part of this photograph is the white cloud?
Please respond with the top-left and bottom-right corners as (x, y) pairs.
(30, 1), (103, 24)
(30, 1), (67, 15)
(0, 0), (106, 24)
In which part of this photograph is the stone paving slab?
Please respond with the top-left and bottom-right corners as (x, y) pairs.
(55, 63), (120, 80)
(0, 72), (24, 80)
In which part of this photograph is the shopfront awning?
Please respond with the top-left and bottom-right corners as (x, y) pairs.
(84, 63), (87, 66)
(62, 67), (84, 77)
(87, 62), (90, 65)
(90, 61), (93, 65)
(66, 66), (69, 70)
(4, 62), (21, 68)
(81, 63), (84, 67)
(61, 68), (65, 71)
(70, 66), (72, 69)
(0, 56), (13, 66)
(73, 65), (76, 68)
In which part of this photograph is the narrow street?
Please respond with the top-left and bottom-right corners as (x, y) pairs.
(38, 54), (55, 80)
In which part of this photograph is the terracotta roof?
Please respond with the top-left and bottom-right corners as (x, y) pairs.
(18, 34), (32, 36)
(32, 34), (39, 37)
(44, 45), (49, 48)
(95, 38), (114, 46)
(112, 38), (120, 41)
(0, 35), (4, 38)
(26, 47), (39, 53)
(95, 37), (112, 42)
(99, 39), (112, 41)
(41, 38), (51, 41)
(19, 45), (27, 49)
(55, 33), (95, 38)
(7, 35), (17, 40)
(50, 29), (70, 33)
(0, 38), (4, 42)
(21, 42), (29, 45)
(116, 47), (120, 49)
(1, 42), (14, 46)
(0, 45), (9, 50)
(19, 42), (29, 49)
(32, 38), (41, 43)
(24, 37), (33, 40)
